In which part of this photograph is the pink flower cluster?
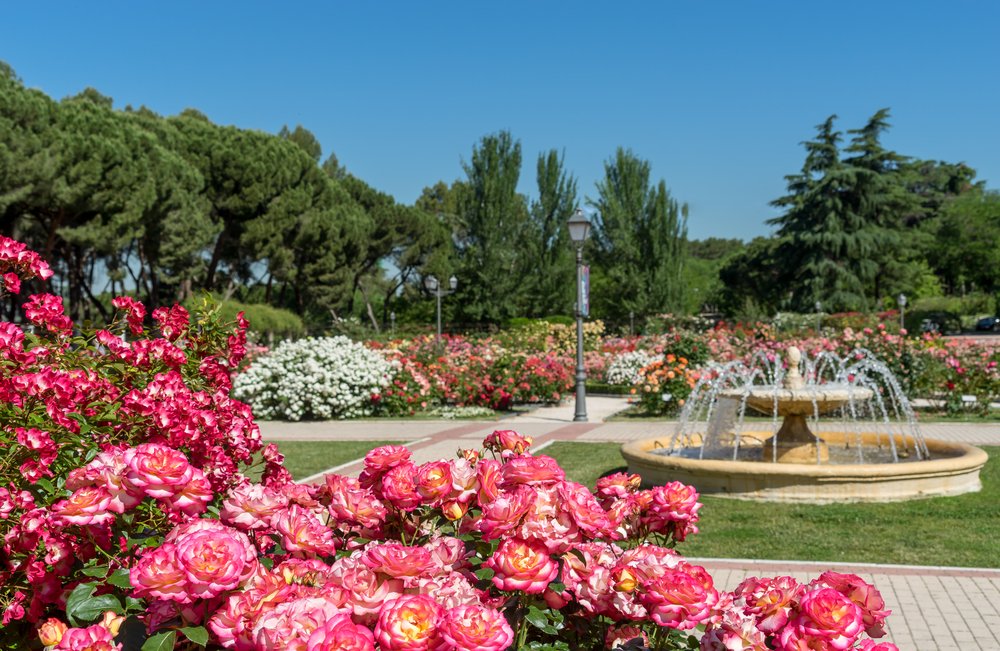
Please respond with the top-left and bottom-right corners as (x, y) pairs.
(0, 234), (54, 294)
(700, 571), (894, 651)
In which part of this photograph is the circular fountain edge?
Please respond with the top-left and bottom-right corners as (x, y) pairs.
(621, 433), (988, 504)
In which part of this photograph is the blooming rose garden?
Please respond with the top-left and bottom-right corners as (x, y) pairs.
(1, 236), (908, 650)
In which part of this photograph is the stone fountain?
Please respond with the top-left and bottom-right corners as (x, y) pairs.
(621, 346), (987, 503)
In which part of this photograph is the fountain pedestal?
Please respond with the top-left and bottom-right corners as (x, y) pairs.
(764, 414), (829, 463)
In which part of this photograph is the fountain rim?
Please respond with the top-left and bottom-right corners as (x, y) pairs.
(621, 432), (988, 480)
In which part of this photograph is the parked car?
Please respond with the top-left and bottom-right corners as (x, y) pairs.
(975, 315), (1000, 332)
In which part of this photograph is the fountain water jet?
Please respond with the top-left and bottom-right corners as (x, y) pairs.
(621, 346), (986, 503)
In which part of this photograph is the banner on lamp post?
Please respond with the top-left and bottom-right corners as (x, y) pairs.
(581, 265), (590, 317)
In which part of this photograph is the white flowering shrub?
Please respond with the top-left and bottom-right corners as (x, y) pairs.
(232, 336), (394, 420)
(604, 350), (658, 386)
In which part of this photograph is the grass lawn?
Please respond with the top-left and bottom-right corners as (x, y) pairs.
(544, 441), (1000, 569)
(259, 440), (402, 480)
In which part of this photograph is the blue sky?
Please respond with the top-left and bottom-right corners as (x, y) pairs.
(3, 2), (997, 241)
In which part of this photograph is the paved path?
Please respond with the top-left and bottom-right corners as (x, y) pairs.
(258, 398), (1000, 651)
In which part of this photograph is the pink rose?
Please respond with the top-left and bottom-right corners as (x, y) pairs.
(483, 429), (533, 456)
(362, 542), (435, 579)
(736, 575), (802, 634)
(111, 295), (146, 335)
(380, 463), (422, 511)
(324, 475), (386, 529)
(440, 604), (513, 651)
(478, 485), (534, 539)
(558, 480), (611, 538)
(476, 458), (503, 504)
(54, 624), (121, 650)
(857, 641), (900, 651)
(221, 482), (288, 530)
(485, 537), (558, 594)
(164, 470), (213, 516)
(701, 608), (768, 651)
(817, 571), (891, 638)
(272, 503), (337, 556)
(375, 594), (442, 651)
(328, 556), (404, 621)
(307, 612), (375, 651)
(50, 486), (115, 526)
(123, 443), (193, 499)
(413, 461), (452, 505)
(790, 587), (864, 650)
(175, 527), (250, 599)
(252, 596), (343, 650)
(641, 567), (718, 630)
(641, 481), (702, 542)
(359, 445), (412, 490)
(595, 472), (642, 502)
(130, 543), (190, 602)
(501, 454), (565, 486)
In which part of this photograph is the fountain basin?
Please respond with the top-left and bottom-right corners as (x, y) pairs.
(621, 432), (987, 503)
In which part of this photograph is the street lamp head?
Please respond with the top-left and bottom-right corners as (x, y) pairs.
(424, 276), (439, 291)
(449, 275), (458, 291)
(815, 301), (822, 312)
(898, 293), (907, 308)
(567, 209), (591, 246)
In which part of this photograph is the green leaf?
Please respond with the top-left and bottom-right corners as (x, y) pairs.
(65, 582), (122, 627)
(525, 605), (548, 630)
(35, 477), (56, 493)
(141, 630), (177, 651)
(180, 626), (209, 646)
(473, 567), (494, 580)
(80, 565), (110, 578)
(107, 568), (133, 589)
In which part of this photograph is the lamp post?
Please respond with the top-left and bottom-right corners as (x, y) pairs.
(814, 300), (822, 334)
(390, 311), (396, 338)
(898, 294), (907, 333)
(424, 275), (458, 347)
(568, 209), (591, 422)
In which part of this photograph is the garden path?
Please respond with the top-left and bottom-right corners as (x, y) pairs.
(258, 401), (1000, 651)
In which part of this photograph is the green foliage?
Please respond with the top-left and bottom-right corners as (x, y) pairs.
(589, 148), (688, 322)
(522, 150), (578, 316)
(453, 130), (530, 323)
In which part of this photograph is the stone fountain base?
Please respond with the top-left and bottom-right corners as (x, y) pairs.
(621, 432), (987, 503)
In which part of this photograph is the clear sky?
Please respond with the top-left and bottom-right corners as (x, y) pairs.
(3, 1), (997, 241)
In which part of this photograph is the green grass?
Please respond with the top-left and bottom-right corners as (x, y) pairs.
(544, 441), (1000, 568)
(260, 440), (402, 480)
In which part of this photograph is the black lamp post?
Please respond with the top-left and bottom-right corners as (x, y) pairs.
(814, 300), (822, 334)
(898, 294), (907, 333)
(568, 209), (591, 422)
(424, 275), (458, 348)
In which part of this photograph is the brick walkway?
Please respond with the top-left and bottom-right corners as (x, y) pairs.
(258, 397), (1000, 651)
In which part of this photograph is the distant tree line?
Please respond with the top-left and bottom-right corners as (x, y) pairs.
(0, 62), (690, 332)
(2, 62), (996, 334)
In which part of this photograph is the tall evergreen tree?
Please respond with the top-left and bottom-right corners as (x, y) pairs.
(524, 149), (577, 316)
(589, 148), (688, 322)
(453, 131), (529, 324)
(841, 108), (916, 302)
(769, 116), (872, 311)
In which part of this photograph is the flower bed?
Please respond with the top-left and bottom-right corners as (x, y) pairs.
(0, 237), (901, 650)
